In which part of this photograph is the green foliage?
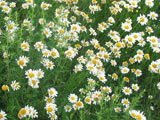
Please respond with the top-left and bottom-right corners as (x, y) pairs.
(0, 0), (160, 120)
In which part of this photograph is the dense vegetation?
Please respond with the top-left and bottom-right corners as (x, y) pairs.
(0, 0), (160, 120)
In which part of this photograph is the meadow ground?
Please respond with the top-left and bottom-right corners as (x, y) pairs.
(0, 0), (160, 120)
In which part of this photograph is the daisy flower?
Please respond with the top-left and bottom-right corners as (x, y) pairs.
(71, 23), (81, 33)
(11, 80), (20, 91)
(48, 88), (58, 97)
(25, 69), (37, 79)
(17, 56), (29, 69)
(84, 96), (92, 104)
(18, 108), (27, 119)
(49, 113), (58, 120)
(23, 19), (31, 26)
(129, 110), (146, 120)
(50, 48), (59, 59)
(110, 60), (117, 66)
(21, 41), (30, 51)
(98, 74), (107, 83)
(114, 107), (121, 113)
(6, 21), (18, 33)
(121, 22), (132, 32)
(10, 2), (16, 8)
(104, 86), (112, 94)
(22, 3), (29, 9)
(65, 47), (78, 60)
(134, 54), (143, 63)
(125, 35), (136, 44)
(104, 95), (111, 102)
(0, 110), (7, 120)
(1, 85), (9, 91)
(157, 82), (160, 90)
(108, 16), (115, 24)
(121, 98), (130, 107)
(25, 0), (34, 5)
(148, 11), (158, 20)
(0, 1), (7, 7)
(112, 73), (118, 80)
(28, 79), (40, 88)
(42, 49), (51, 58)
(2, 6), (11, 14)
(132, 84), (140, 91)
(145, 0), (154, 8)
(45, 97), (55, 104)
(75, 100), (84, 110)
(135, 69), (142, 77)
(41, 2), (51, 10)
(68, 94), (78, 103)
(64, 105), (72, 112)
(120, 67), (130, 74)
(45, 59), (55, 70)
(36, 69), (44, 79)
(89, 28), (97, 36)
(34, 41), (44, 51)
(146, 26), (153, 34)
(43, 28), (52, 38)
(73, 64), (83, 73)
(122, 87), (132, 95)
(137, 14), (148, 25)
(39, 18), (46, 25)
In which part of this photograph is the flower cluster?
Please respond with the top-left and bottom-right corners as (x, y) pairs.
(0, 0), (159, 119)
(18, 105), (38, 119)
(25, 69), (44, 88)
(45, 88), (58, 120)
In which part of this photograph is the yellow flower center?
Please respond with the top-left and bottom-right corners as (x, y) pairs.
(128, 37), (133, 42)
(70, 96), (75, 101)
(51, 114), (56, 118)
(23, 5), (27, 8)
(2, 85), (8, 91)
(32, 80), (36, 86)
(44, 30), (49, 35)
(105, 88), (110, 92)
(123, 69), (128, 73)
(47, 98), (52, 103)
(76, 101), (82, 107)
(48, 62), (52, 67)
(133, 86), (137, 90)
(59, 29), (64, 34)
(28, 73), (34, 78)
(125, 89), (130, 93)
(140, 18), (145, 22)
(124, 25), (129, 29)
(47, 107), (53, 112)
(27, 0), (32, 3)
(49, 90), (54, 95)
(3, 7), (8, 11)
(8, 25), (13, 30)
(44, 52), (48, 56)
(21, 44), (28, 49)
(85, 98), (90, 103)
(43, 4), (47, 8)
(66, 51), (72, 56)
(51, 52), (56, 57)
(131, 112), (136, 117)
(57, 10), (61, 14)
(20, 108), (26, 115)
(18, 60), (24, 66)
(136, 115), (142, 120)
(124, 100), (128, 104)
(0, 114), (3, 118)
(115, 42), (121, 47)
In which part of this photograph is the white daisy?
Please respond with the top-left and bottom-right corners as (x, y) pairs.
(68, 94), (78, 103)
